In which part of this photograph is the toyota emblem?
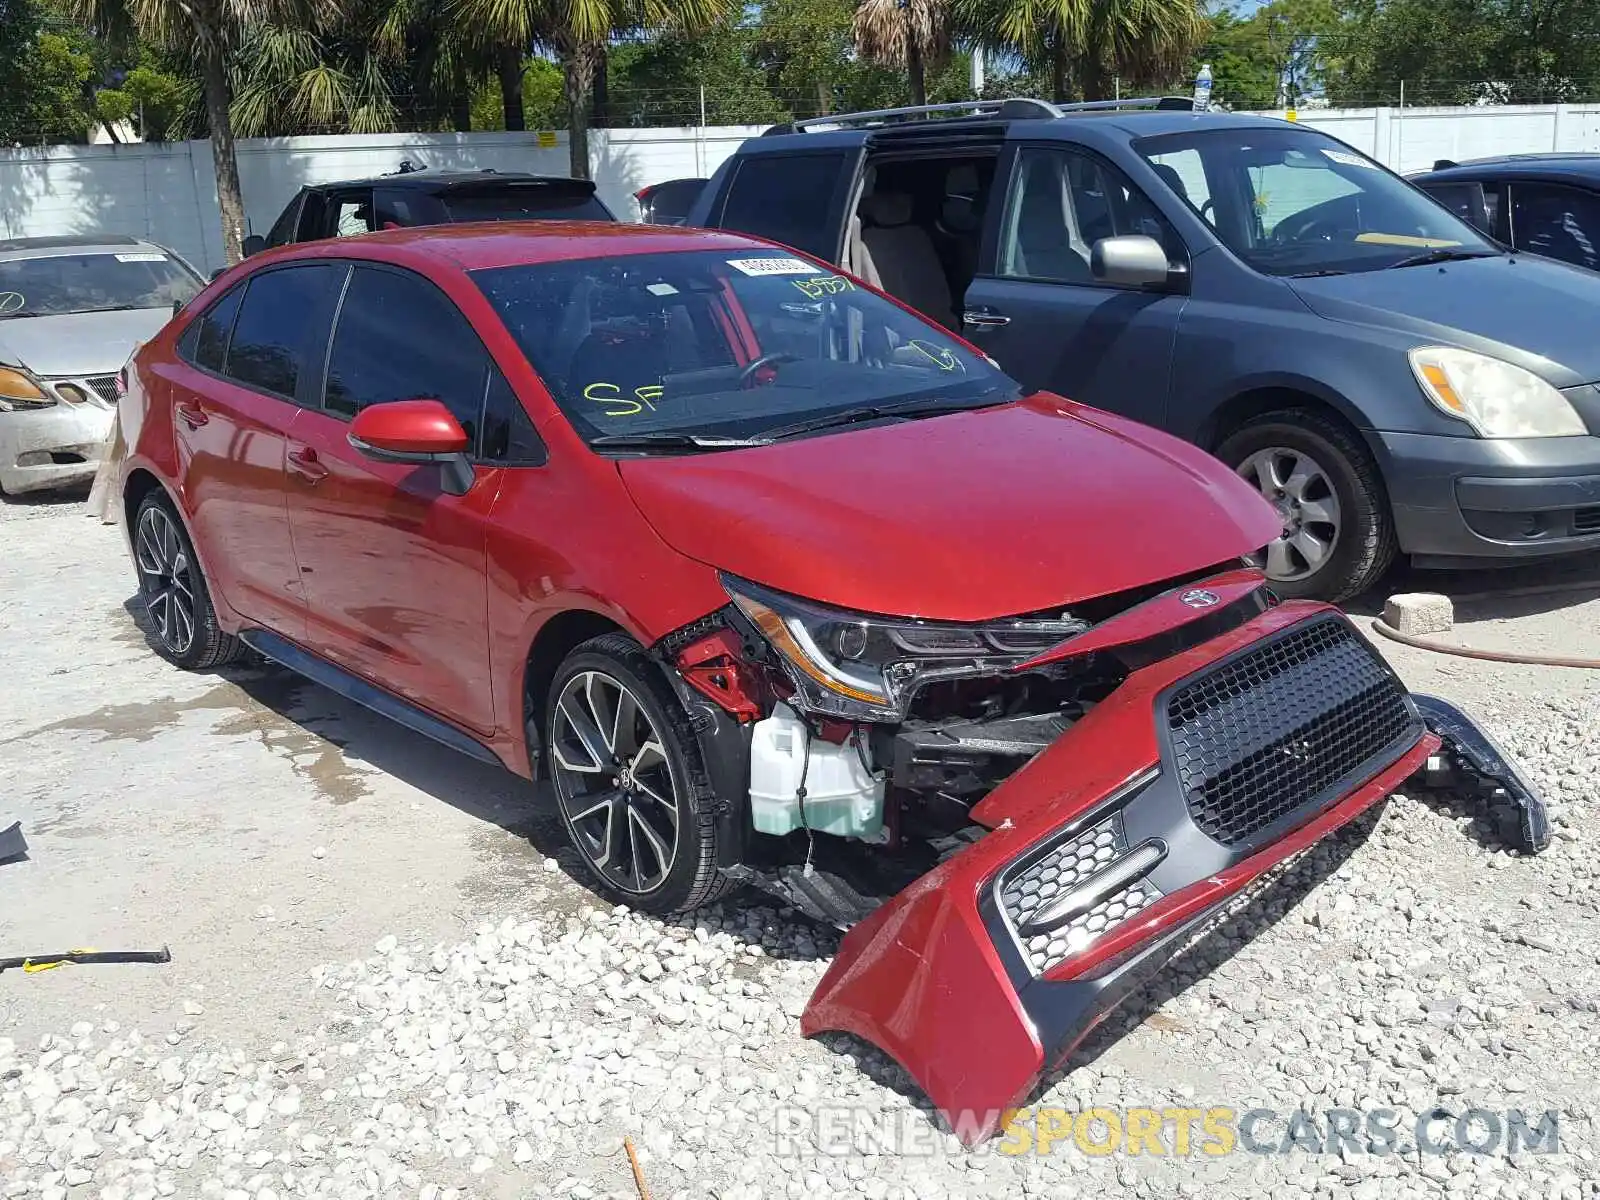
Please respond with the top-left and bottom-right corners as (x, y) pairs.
(1180, 588), (1221, 609)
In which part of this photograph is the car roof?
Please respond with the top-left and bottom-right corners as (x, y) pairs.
(745, 107), (1290, 153)
(0, 233), (170, 261)
(300, 170), (597, 193)
(1417, 153), (1600, 185)
(255, 220), (783, 273)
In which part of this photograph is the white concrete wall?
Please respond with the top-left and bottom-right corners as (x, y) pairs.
(0, 125), (764, 274)
(6, 105), (1600, 273)
(1278, 103), (1600, 175)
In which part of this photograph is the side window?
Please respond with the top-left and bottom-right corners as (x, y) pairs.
(999, 148), (1182, 284)
(1145, 147), (1214, 225)
(1421, 182), (1490, 233)
(480, 369), (547, 465)
(718, 152), (850, 258)
(179, 285), (244, 373)
(223, 265), (345, 401)
(327, 189), (375, 238)
(265, 194), (303, 248)
(1510, 182), (1600, 270)
(323, 266), (489, 451)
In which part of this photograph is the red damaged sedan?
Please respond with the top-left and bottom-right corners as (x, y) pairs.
(118, 222), (1548, 1141)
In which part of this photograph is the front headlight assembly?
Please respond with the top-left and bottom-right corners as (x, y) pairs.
(723, 575), (1088, 721)
(1409, 346), (1586, 438)
(0, 366), (55, 413)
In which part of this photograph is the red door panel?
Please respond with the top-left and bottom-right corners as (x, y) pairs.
(283, 407), (500, 736)
(168, 366), (305, 639)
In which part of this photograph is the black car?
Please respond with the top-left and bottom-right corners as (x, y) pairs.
(634, 178), (707, 225)
(245, 167), (616, 256)
(1414, 154), (1600, 273)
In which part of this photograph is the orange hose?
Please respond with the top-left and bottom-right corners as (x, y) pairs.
(1370, 619), (1600, 669)
(624, 1136), (651, 1200)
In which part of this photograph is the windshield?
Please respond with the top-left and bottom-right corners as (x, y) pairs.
(0, 250), (201, 319)
(473, 249), (1019, 446)
(1136, 127), (1498, 276)
(443, 187), (612, 223)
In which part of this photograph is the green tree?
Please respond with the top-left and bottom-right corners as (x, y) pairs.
(92, 53), (188, 140)
(1200, 0), (1338, 110)
(1326, 0), (1600, 107)
(956, 0), (1205, 101)
(852, 0), (950, 107)
(609, 26), (787, 125)
(453, 0), (727, 179)
(71, 0), (339, 264)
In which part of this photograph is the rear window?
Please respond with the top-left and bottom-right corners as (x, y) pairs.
(0, 251), (201, 319)
(442, 185), (612, 223)
(473, 248), (1017, 446)
(718, 152), (852, 258)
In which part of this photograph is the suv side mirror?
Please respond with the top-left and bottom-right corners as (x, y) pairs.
(348, 399), (475, 496)
(241, 234), (266, 257)
(1092, 235), (1177, 289)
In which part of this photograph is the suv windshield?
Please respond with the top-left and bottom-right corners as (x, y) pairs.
(0, 250), (201, 319)
(443, 186), (612, 223)
(474, 249), (1019, 446)
(1136, 127), (1498, 276)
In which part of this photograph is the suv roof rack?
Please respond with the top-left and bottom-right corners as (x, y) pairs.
(782, 94), (1194, 133)
(781, 94), (1196, 133)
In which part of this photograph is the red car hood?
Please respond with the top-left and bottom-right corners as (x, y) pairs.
(617, 394), (1281, 621)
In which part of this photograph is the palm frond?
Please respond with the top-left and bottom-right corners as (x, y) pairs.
(852, 0), (950, 70)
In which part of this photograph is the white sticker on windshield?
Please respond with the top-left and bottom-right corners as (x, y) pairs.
(725, 256), (821, 277)
(114, 252), (167, 262)
(646, 282), (679, 296)
(1321, 148), (1376, 169)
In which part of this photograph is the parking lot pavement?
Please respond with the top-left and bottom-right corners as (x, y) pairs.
(3, 494), (1600, 1200)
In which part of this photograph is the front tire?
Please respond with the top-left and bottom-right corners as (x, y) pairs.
(132, 492), (242, 670)
(1217, 409), (1396, 603)
(545, 633), (738, 913)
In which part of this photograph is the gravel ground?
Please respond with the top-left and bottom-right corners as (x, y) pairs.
(4, 493), (1600, 1199)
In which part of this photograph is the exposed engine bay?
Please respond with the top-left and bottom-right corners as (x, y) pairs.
(658, 562), (1279, 924)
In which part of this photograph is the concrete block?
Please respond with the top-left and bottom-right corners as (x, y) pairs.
(1382, 592), (1454, 636)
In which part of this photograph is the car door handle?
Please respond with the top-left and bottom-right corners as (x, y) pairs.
(175, 402), (208, 429)
(962, 308), (1011, 330)
(287, 446), (329, 484)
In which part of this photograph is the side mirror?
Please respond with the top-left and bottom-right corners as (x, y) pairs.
(1091, 235), (1178, 289)
(348, 399), (474, 496)
(241, 234), (266, 257)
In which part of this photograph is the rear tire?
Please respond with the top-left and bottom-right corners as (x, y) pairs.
(546, 633), (739, 913)
(132, 492), (242, 670)
(1217, 409), (1396, 603)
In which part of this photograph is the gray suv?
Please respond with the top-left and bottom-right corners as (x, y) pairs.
(689, 98), (1600, 601)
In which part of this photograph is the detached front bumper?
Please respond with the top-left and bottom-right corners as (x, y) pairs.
(0, 400), (113, 495)
(802, 602), (1545, 1144)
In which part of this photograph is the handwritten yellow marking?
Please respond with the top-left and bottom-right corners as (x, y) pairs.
(792, 275), (857, 300)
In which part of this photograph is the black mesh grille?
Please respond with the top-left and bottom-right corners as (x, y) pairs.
(85, 376), (119, 405)
(1165, 617), (1419, 847)
(1575, 507), (1600, 534)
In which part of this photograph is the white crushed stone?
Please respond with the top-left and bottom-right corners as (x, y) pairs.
(2, 696), (1597, 1199)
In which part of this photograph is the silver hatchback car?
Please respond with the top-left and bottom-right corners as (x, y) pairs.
(0, 235), (203, 495)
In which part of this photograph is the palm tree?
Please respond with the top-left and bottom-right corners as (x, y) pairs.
(852, 0), (949, 106)
(72, 0), (337, 264)
(956, 0), (1203, 102)
(453, 0), (726, 179)
(227, 0), (489, 136)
